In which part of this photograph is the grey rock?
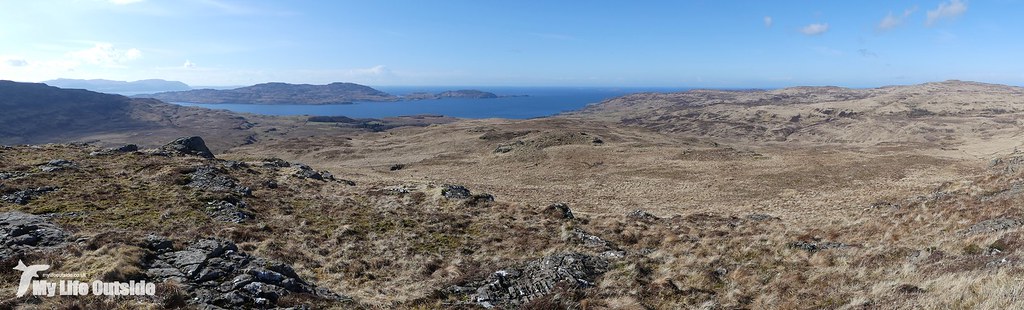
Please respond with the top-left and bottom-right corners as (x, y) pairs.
(459, 253), (609, 308)
(626, 209), (659, 221)
(0, 211), (68, 260)
(543, 203), (574, 220)
(39, 159), (75, 172)
(293, 164), (335, 181)
(145, 239), (348, 309)
(2, 186), (57, 205)
(790, 240), (847, 252)
(963, 218), (1022, 235)
(188, 167), (252, 197)
(161, 136), (215, 159)
(442, 184), (472, 199)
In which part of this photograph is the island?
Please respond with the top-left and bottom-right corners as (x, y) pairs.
(134, 82), (398, 105)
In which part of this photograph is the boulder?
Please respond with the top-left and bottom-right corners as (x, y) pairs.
(1, 186), (57, 205)
(39, 159), (75, 172)
(0, 211), (68, 260)
(189, 167), (252, 197)
(161, 136), (215, 159)
(456, 253), (609, 308)
(144, 238), (349, 309)
(441, 184), (472, 199)
(543, 203), (574, 220)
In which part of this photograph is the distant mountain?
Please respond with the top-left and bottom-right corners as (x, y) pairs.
(43, 78), (191, 95)
(0, 80), (261, 149)
(403, 89), (499, 100)
(136, 82), (397, 104)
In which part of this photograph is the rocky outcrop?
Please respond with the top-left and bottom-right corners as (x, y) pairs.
(2, 186), (57, 205)
(38, 159), (76, 172)
(144, 238), (348, 309)
(89, 144), (139, 156)
(0, 211), (68, 260)
(189, 167), (252, 197)
(963, 218), (1022, 235)
(543, 203), (574, 220)
(442, 184), (494, 204)
(451, 253), (609, 308)
(161, 136), (215, 159)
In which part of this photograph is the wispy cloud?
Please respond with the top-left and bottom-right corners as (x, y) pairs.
(350, 65), (393, 77)
(67, 43), (142, 67)
(800, 23), (829, 35)
(877, 7), (917, 31)
(5, 59), (28, 67)
(183, 60), (197, 69)
(109, 0), (144, 4)
(858, 49), (878, 58)
(926, 0), (967, 26)
(763, 16), (773, 28)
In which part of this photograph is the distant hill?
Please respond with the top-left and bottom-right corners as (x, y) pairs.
(0, 80), (265, 150)
(43, 78), (191, 95)
(136, 82), (398, 104)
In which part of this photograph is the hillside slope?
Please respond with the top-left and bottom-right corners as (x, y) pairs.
(567, 80), (1024, 156)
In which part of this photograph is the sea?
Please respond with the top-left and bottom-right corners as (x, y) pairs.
(170, 86), (686, 119)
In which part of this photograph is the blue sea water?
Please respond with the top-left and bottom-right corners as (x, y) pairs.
(171, 86), (685, 119)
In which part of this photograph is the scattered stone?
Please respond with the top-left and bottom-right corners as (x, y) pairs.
(442, 184), (472, 199)
(263, 158), (291, 168)
(91, 144), (139, 156)
(0, 171), (26, 180)
(222, 161), (248, 170)
(626, 209), (659, 221)
(456, 253), (609, 309)
(144, 238), (349, 309)
(790, 240), (847, 252)
(963, 218), (1022, 235)
(389, 164), (406, 171)
(0, 211), (68, 260)
(293, 164), (335, 181)
(543, 203), (574, 220)
(39, 159), (75, 172)
(2, 187), (57, 205)
(205, 198), (254, 223)
(262, 180), (278, 189)
(189, 167), (252, 197)
(161, 136), (215, 159)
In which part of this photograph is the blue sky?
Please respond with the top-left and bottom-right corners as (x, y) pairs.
(0, 0), (1017, 87)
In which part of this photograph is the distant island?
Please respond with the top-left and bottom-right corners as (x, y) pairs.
(44, 78), (191, 95)
(135, 82), (398, 105)
(403, 89), (499, 100)
(134, 82), (508, 105)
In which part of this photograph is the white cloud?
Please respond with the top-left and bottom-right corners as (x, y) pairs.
(800, 23), (829, 35)
(926, 0), (967, 26)
(109, 0), (145, 4)
(183, 60), (196, 69)
(764, 16), (773, 28)
(67, 43), (142, 66)
(877, 7), (917, 31)
(350, 65), (392, 77)
(5, 59), (28, 67)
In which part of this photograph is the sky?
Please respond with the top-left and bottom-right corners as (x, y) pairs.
(0, 0), (1019, 87)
